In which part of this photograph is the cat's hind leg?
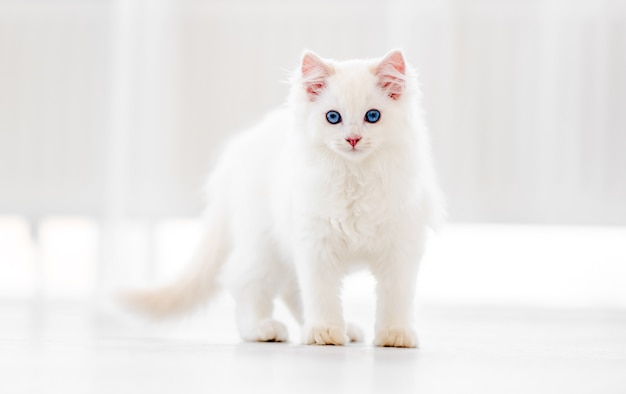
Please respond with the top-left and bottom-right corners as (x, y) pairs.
(233, 282), (288, 342)
(280, 277), (304, 325)
(227, 247), (290, 343)
(346, 322), (364, 343)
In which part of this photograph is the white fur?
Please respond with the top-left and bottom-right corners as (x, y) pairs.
(122, 50), (444, 348)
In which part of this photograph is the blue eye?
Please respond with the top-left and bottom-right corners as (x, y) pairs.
(326, 110), (342, 124)
(365, 109), (381, 123)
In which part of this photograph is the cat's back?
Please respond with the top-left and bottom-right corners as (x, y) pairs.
(222, 107), (290, 161)
(206, 107), (292, 204)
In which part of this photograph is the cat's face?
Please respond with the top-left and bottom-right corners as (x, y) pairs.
(295, 50), (410, 161)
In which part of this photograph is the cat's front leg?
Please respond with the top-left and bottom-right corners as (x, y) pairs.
(295, 245), (347, 346)
(371, 247), (422, 348)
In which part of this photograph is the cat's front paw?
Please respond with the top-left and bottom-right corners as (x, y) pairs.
(304, 324), (347, 346)
(374, 326), (419, 348)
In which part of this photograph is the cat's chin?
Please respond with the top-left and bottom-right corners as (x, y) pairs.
(333, 147), (372, 161)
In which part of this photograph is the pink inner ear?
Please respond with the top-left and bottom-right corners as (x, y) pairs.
(375, 50), (406, 100)
(301, 52), (332, 100)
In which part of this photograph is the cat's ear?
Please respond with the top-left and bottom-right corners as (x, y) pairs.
(301, 51), (333, 100)
(375, 50), (406, 100)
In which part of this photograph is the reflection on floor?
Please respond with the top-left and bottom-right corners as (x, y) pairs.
(1, 301), (624, 394)
(1, 220), (626, 392)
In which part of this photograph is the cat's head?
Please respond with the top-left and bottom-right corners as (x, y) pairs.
(291, 50), (418, 161)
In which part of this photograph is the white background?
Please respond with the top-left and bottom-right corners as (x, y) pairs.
(0, 0), (625, 307)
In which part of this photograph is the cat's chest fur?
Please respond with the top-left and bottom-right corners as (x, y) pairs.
(289, 153), (411, 257)
(324, 169), (386, 239)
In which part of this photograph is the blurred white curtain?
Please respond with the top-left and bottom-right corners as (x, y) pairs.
(1, 0), (625, 225)
(1, 0), (625, 303)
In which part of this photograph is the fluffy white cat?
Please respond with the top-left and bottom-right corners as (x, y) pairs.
(123, 50), (444, 348)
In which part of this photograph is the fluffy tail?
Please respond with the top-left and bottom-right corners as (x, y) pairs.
(119, 213), (229, 319)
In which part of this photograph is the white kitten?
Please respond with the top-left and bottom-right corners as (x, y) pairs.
(122, 50), (444, 348)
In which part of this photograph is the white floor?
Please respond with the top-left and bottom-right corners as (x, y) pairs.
(1, 221), (625, 393)
(1, 301), (625, 394)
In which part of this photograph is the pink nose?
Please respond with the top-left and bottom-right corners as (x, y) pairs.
(346, 136), (361, 147)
